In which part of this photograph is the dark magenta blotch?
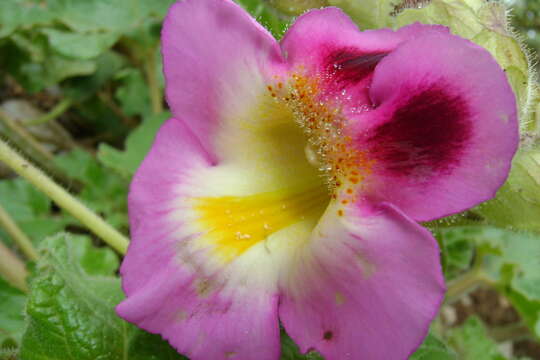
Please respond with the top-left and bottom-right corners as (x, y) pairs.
(325, 49), (388, 87)
(367, 86), (472, 177)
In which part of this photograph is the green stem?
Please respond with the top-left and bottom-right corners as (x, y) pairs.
(0, 203), (39, 261)
(445, 269), (490, 303)
(489, 322), (532, 343)
(0, 139), (129, 254)
(0, 111), (81, 190)
(28, 98), (72, 126)
(144, 48), (163, 115)
(0, 241), (28, 292)
(0, 109), (54, 161)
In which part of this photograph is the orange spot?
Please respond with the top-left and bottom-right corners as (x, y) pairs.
(349, 177), (359, 184)
(341, 200), (348, 205)
(346, 188), (353, 194)
(337, 210), (344, 217)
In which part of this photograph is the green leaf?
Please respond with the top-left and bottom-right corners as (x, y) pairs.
(48, 0), (175, 33)
(114, 68), (152, 116)
(20, 233), (185, 360)
(55, 149), (129, 229)
(438, 227), (540, 337)
(280, 330), (323, 360)
(437, 228), (475, 281)
(3, 33), (97, 92)
(476, 148), (540, 233)
(63, 51), (126, 101)
(97, 112), (169, 177)
(410, 333), (456, 360)
(75, 95), (126, 137)
(472, 25), (532, 127)
(0, 179), (67, 245)
(234, 0), (290, 38)
(16, 55), (96, 93)
(68, 235), (119, 276)
(447, 316), (506, 360)
(0, 2), (24, 38)
(43, 28), (120, 60)
(505, 290), (540, 339)
(0, 277), (26, 349)
(0, 0), (55, 38)
(267, 0), (329, 16)
(394, 0), (483, 39)
(328, 0), (394, 29)
(9, 33), (48, 62)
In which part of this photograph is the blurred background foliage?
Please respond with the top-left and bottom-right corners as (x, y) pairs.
(0, 0), (539, 359)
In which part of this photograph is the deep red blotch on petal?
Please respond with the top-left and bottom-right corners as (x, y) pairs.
(368, 86), (472, 177)
(324, 49), (388, 87)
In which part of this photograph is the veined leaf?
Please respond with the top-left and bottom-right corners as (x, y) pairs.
(19, 234), (185, 360)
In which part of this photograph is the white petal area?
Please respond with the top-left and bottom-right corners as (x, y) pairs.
(209, 83), (322, 194)
(119, 116), (327, 360)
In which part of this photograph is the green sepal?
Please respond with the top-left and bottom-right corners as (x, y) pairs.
(476, 147), (540, 233)
(327, 0), (395, 29)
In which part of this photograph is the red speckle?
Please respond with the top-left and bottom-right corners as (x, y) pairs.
(323, 331), (334, 340)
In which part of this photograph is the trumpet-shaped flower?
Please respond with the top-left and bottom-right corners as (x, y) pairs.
(116, 0), (518, 359)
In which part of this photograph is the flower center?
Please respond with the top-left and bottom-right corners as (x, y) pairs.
(267, 71), (375, 199)
(193, 186), (327, 262)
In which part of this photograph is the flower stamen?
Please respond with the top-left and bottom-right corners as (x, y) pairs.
(267, 71), (376, 199)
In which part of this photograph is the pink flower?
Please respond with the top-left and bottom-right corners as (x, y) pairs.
(116, 1), (518, 359)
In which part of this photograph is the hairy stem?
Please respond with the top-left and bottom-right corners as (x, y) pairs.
(0, 241), (28, 292)
(0, 203), (39, 261)
(0, 139), (129, 254)
(0, 109), (55, 161)
(0, 110), (81, 191)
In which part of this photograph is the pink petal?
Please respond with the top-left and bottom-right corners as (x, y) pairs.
(353, 33), (518, 221)
(162, 0), (284, 157)
(280, 8), (446, 106)
(279, 201), (445, 360)
(117, 119), (281, 360)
